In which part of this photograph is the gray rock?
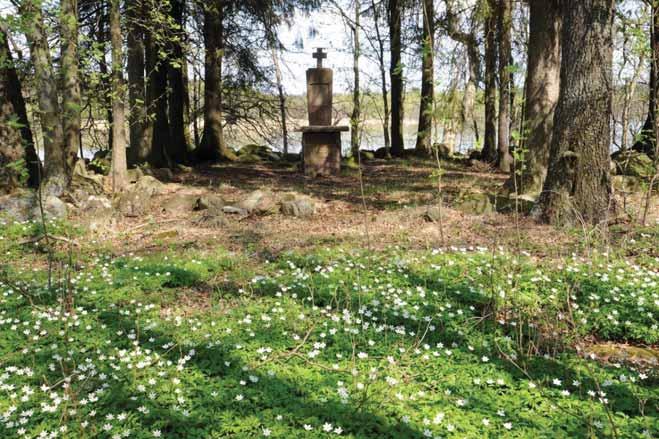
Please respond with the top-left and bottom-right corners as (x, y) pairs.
(194, 213), (227, 228)
(280, 193), (316, 218)
(0, 190), (35, 222)
(116, 190), (151, 217)
(195, 194), (225, 213)
(133, 175), (165, 197)
(126, 168), (144, 183)
(161, 193), (198, 214)
(31, 196), (68, 220)
(222, 206), (249, 216)
(453, 192), (494, 215)
(238, 190), (277, 215)
(424, 205), (442, 222)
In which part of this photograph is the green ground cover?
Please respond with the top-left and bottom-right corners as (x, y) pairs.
(0, 221), (657, 438)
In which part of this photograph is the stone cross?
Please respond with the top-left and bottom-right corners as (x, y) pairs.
(313, 48), (327, 69)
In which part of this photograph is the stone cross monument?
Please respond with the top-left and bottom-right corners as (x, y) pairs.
(299, 49), (349, 177)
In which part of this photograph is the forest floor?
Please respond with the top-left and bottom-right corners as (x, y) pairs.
(0, 157), (657, 438)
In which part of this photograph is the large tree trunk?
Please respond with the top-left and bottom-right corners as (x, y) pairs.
(1, 30), (31, 192)
(632, 3), (659, 158)
(167, 0), (189, 165)
(538, 0), (614, 226)
(60, 0), (81, 165)
(110, 0), (127, 192)
(0, 28), (40, 187)
(496, 0), (513, 172)
(20, 0), (68, 196)
(145, 2), (171, 168)
(127, 0), (151, 165)
(350, 0), (361, 157)
(372, 0), (390, 156)
(482, 0), (497, 163)
(415, 0), (434, 156)
(389, 0), (405, 157)
(197, 1), (237, 162)
(509, 0), (561, 195)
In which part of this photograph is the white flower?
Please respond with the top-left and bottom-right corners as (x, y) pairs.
(304, 424), (313, 431)
(323, 422), (333, 432)
(503, 422), (513, 430)
(152, 431), (162, 438)
(262, 428), (271, 436)
(235, 394), (244, 401)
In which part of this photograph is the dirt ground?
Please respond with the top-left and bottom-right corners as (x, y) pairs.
(79, 158), (659, 260)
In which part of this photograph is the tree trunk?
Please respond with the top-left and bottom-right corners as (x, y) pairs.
(127, 0), (151, 165)
(496, 0), (513, 172)
(167, 0), (189, 165)
(372, 0), (390, 156)
(389, 0), (405, 156)
(270, 44), (288, 155)
(0, 28), (40, 187)
(415, 0), (434, 156)
(350, 0), (361, 157)
(482, 1), (497, 163)
(632, 3), (659, 158)
(60, 0), (81, 168)
(538, 0), (614, 226)
(145, 3), (171, 168)
(197, 1), (237, 162)
(97, 8), (113, 151)
(509, 0), (561, 195)
(110, 0), (127, 192)
(1, 31), (29, 193)
(20, 0), (68, 196)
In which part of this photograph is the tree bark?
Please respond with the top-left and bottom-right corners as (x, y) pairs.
(509, 0), (561, 195)
(482, 0), (497, 163)
(167, 0), (189, 165)
(350, 0), (361, 157)
(110, 0), (127, 192)
(496, 0), (513, 172)
(60, 0), (81, 166)
(20, 0), (69, 196)
(389, 0), (405, 156)
(372, 0), (390, 156)
(197, 1), (237, 162)
(0, 27), (40, 187)
(538, 0), (614, 226)
(127, 0), (151, 165)
(415, 0), (434, 156)
(1, 30), (30, 192)
(632, 3), (659, 158)
(145, 1), (171, 168)
(270, 44), (288, 155)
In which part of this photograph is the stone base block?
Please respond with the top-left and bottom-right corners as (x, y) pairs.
(302, 131), (342, 177)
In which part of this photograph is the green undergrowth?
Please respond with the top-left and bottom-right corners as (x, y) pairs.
(0, 223), (657, 438)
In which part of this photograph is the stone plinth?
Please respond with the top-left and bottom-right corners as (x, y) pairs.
(300, 126), (349, 177)
(306, 68), (333, 125)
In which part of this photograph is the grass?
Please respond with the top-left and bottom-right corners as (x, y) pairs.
(0, 219), (657, 438)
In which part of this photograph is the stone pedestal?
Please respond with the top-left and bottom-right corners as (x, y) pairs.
(301, 126), (349, 177)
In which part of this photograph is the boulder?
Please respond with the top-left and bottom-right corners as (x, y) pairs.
(195, 194), (225, 213)
(31, 195), (68, 220)
(280, 193), (316, 218)
(161, 193), (198, 214)
(453, 192), (494, 215)
(494, 194), (536, 214)
(360, 151), (375, 161)
(238, 189), (277, 215)
(342, 156), (360, 170)
(133, 175), (165, 197)
(612, 151), (655, 178)
(0, 190), (35, 222)
(374, 147), (390, 159)
(116, 190), (151, 217)
(423, 205), (443, 222)
(222, 206), (249, 216)
(126, 167), (144, 183)
(194, 212), (227, 228)
(238, 144), (281, 162)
